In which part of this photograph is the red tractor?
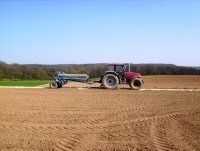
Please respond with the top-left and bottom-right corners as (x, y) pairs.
(99, 63), (144, 90)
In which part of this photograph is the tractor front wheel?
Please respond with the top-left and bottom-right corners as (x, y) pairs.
(102, 74), (119, 89)
(130, 78), (142, 90)
(49, 81), (58, 89)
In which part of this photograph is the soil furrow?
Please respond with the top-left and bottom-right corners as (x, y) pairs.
(1, 88), (200, 150)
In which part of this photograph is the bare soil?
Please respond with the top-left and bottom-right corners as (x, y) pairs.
(0, 75), (200, 151)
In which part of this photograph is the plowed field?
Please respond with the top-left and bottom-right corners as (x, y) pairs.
(0, 75), (200, 151)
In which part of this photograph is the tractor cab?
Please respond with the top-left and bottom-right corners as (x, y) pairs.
(107, 63), (126, 80)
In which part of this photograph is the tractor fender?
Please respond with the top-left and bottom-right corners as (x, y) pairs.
(104, 71), (118, 76)
(131, 76), (140, 80)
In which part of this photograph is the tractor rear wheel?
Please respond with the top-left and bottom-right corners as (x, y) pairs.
(49, 81), (58, 89)
(102, 74), (119, 89)
(130, 78), (142, 90)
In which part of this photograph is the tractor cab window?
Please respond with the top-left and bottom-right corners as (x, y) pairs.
(108, 66), (114, 71)
(108, 65), (124, 72)
(115, 66), (124, 72)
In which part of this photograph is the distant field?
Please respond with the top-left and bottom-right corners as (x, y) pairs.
(142, 75), (200, 89)
(0, 80), (51, 86)
(60, 75), (200, 89)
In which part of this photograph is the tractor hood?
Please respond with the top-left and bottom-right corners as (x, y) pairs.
(124, 72), (141, 80)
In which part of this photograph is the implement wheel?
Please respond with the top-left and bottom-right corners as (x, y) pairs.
(102, 74), (119, 89)
(130, 78), (142, 90)
(49, 81), (58, 89)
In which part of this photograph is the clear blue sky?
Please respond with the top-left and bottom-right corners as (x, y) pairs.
(0, 0), (199, 66)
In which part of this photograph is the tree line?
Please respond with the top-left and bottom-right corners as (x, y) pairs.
(0, 61), (199, 80)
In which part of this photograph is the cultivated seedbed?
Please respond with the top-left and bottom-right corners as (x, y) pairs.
(1, 75), (200, 150)
(1, 88), (200, 150)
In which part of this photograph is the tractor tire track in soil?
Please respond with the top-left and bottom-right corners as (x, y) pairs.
(0, 88), (200, 151)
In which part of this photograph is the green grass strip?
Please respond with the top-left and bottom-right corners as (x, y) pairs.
(0, 80), (52, 86)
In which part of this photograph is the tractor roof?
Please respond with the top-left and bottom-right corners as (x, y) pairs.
(107, 63), (125, 66)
